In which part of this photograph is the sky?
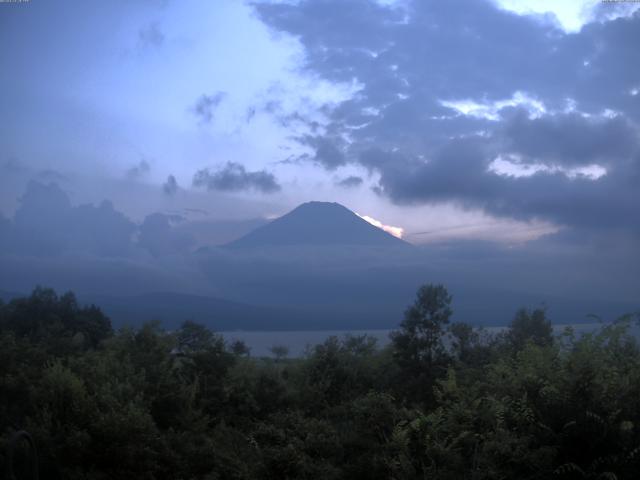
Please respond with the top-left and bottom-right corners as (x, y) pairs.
(0, 0), (639, 249)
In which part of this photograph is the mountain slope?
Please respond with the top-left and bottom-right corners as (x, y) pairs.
(226, 201), (409, 248)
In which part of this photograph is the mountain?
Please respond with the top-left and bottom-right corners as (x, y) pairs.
(226, 201), (409, 248)
(74, 292), (404, 331)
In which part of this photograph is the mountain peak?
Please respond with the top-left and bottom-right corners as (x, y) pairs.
(288, 201), (357, 218)
(226, 201), (408, 248)
(296, 201), (345, 208)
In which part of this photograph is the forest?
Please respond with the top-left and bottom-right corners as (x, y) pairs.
(1, 286), (639, 479)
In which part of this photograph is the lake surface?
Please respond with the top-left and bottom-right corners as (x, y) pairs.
(220, 322), (632, 357)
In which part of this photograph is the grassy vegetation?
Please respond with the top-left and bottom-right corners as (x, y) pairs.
(1, 286), (639, 479)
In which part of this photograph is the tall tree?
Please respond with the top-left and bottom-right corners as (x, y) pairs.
(390, 284), (453, 404)
(508, 307), (553, 351)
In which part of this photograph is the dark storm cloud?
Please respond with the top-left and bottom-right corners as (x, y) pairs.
(254, 0), (561, 162)
(193, 92), (226, 124)
(255, 0), (564, 104)
(126, 160), (151, 179)
(565, 13), (640, 120)
(300, 135), (347, 170)
(193, 162), (281, 194)
(163, 174), (178, 196)
(254, 0), (640, 233)
(499, 109), (640, 167)
(370, 136), (640, 232)
(336, 175), (363, 188)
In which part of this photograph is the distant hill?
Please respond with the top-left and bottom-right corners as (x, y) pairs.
(80, 292), (392, 331)
(0, 288), (397, 331)
(81, 292), (303, 330)
(226, 201), (409, 248)
(0, 290), (22, 303)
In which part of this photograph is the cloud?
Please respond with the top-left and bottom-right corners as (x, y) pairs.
(499, 108), (639, 167)
(336, 175), (363, 188)
(368, 136), (640, 233)
(193, 162), (281, 194)
(300, 135), (347, 170)
(137, 213), (195, 257)
(440, 91), (547, 121)
(2, 181), (208, 259)
(138, 21), (165, 49)
(253, 0), (640, 236)
(487, 156), (607, 180)
(0, 213), (12, 252)
(10, 181), (137, 257)
(2, 158), (28, 174)
(37, 169), (68, 183)
(356, 213), (404, 238)
(184, 207), (209, 216)
(126, 160), (151, 179)
(163, 174), (178, 196)
(491, 0), (598, 33)
(193, 92), (226, 124)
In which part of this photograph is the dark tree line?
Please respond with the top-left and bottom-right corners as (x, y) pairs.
(1, 285), (639, 479)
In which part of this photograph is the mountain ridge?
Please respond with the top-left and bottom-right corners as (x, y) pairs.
(226, 201), (409, 249)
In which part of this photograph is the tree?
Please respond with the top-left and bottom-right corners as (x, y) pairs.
(508, 307), (553, 351)
(449, 322), (476, 360)
(231, 339), (251, 357)
(390, 284), (453, 404)
(270, 344), (290, 362)
(174, 321), (234, 418)
(0, 287), (112, 351)
(176, 320), (217, 353)
(391, 284), (452, 368)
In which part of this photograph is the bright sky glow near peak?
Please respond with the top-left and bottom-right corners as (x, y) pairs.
(356, 214), (405, 239)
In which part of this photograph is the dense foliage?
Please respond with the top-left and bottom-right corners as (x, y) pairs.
(1, 286), (639, 479)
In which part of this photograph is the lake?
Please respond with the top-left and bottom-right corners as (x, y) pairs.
(220, 322), (633, 357)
